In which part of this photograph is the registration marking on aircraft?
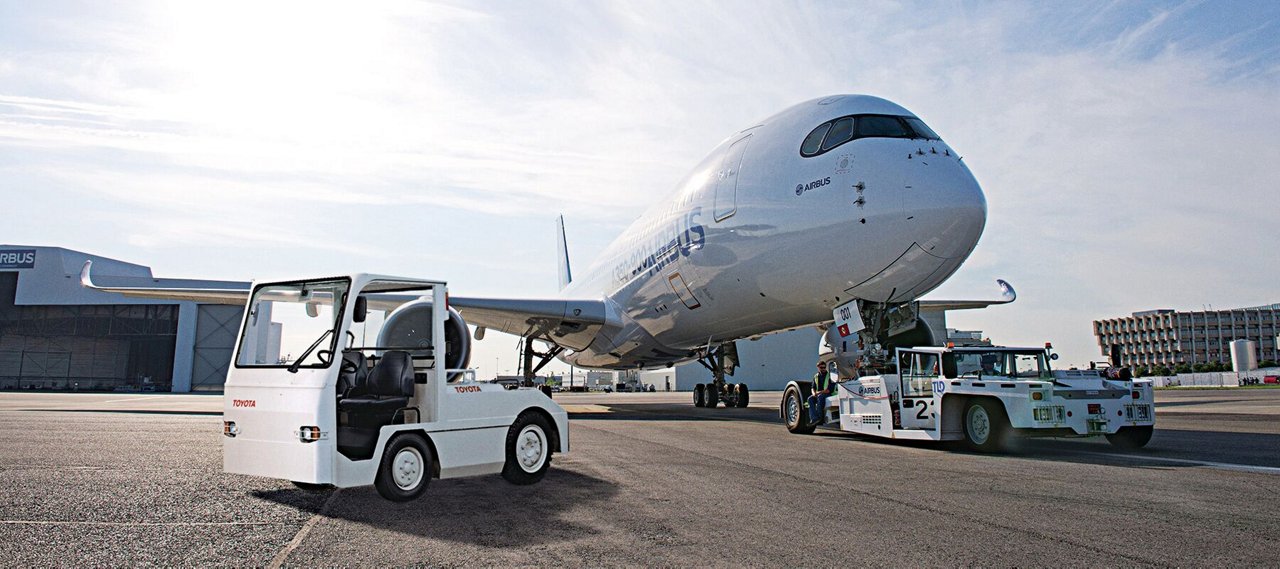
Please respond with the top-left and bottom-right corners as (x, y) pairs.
(1075, 451), (1280, 476)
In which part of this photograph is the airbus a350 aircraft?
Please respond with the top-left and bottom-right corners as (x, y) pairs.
(82, 94), (1014, 407)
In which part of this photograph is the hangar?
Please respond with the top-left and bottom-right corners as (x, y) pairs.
(0, 245), (245, 393)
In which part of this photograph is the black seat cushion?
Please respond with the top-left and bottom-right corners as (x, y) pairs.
(338, 351), (416, 431)
(337, 396), (407, 415)
(366, 350), (415, 397)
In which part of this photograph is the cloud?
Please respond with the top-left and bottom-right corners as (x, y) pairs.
(1, 1), (1277, 368)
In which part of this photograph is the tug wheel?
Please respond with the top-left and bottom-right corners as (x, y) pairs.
(1106, 425), (1153, 450)
(502, 412), (553, 485)
(375, 433), (433, 501)
(962, 398), (1009, 452)
(783, 386), (816, 434)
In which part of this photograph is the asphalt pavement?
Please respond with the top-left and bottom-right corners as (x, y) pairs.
(1, 389), (1277, 567)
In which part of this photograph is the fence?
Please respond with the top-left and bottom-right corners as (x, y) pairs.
(1145, 366), (1280, 387)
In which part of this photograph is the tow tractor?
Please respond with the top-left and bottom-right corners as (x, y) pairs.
(780, 344), (1154, 451)
(221, 274), (568, 501)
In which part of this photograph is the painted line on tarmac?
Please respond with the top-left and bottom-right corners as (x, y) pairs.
(96, 397), (159, 404)
(0, 520), (274, 526)
(1077, 452), (1280, 475)
(562, 404), (612, 413)
(269, 490), (336, 569)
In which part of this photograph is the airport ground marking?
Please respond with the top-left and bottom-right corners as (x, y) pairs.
(1074, 451), (1280, 475)
(0, 520), (274, 526)
(269, 489), (336, 569)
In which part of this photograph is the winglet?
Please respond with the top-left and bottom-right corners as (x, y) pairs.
(996, 279), (1016, 304)
(556, 215), (572, 291)
(80, 260), (99, 290)
(918, 279), (1017, 312)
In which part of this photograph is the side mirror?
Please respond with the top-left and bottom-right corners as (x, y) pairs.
(941, 354), (958, 378)
(1050, 353), (1059, 361)
(353, 296), (367, 323)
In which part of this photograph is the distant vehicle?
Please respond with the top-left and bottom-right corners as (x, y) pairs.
(206, 274), (568, 501)
(781, 345), (1155, 452)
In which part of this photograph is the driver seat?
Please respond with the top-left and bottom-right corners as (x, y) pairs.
(336, 351), (417, 460)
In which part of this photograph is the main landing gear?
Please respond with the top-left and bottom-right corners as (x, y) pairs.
(521, 336), (562, 398)
(692, 343), (749, 409)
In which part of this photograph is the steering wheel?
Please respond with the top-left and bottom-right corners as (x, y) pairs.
(316, 350), (333, 366)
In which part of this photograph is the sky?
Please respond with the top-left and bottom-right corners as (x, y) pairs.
(2, 0), (1278, 375)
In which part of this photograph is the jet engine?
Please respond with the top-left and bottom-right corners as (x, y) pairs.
(378, 300), (471, 380)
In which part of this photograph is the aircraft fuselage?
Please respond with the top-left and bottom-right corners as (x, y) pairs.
(561, 95), (986, 369)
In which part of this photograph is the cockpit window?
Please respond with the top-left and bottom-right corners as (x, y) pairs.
(857, 115), (911, 138)
(903, 117), (940, 140)
(800, 123), (830, 156)
(821, 117), (854, 151)
(800, 114), (942, 157)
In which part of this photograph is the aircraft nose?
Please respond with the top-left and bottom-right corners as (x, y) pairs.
(903, 152), (987, 260)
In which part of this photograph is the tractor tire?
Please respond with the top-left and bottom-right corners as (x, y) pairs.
(1106, 425), (1153, 450)
(783, 385), (816, 434)
(962, 398), (1010, 452)
(501, 412), (554, 485)
(374, 433), (433, 501)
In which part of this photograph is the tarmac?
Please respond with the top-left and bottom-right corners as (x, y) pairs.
(1, 389), (1278, 567)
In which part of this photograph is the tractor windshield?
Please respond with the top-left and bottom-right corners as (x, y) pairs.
(235, 279), (350, 369)
(951, 350), (1050, 380)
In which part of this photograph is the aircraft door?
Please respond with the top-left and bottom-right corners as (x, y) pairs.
(714, 135), (752, 222)
(897, 350), (938, 430)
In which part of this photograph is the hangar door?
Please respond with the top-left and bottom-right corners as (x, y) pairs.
(190, 305), (243, 391)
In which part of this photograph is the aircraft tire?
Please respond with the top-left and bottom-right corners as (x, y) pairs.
(1106, 425), (1153, 450)
(375, 433), (433, 501)
(962, 398), (1009, 452)
(705, 384), (720, 408)
(783, 385), (816, 434)
(502, 412), (554, 485)
(693, 384), (705, 407)
(736, 383), (750, 408)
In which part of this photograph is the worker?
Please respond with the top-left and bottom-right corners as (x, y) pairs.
(808, 361), (834, 425)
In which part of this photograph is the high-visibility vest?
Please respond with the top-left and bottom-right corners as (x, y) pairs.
(813, 371), (832, 394)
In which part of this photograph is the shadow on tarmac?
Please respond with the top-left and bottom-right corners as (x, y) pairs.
(252, 468), (619, 547)
(570, 403), (781, 424)
(812, 426), (1280, 470)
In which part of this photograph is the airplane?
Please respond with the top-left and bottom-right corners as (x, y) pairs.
(81, 94), (1014, 407)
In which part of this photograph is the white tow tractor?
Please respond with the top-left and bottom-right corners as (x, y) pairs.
(221, 274), (569, 501)
(781, 345), (1155, 451)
